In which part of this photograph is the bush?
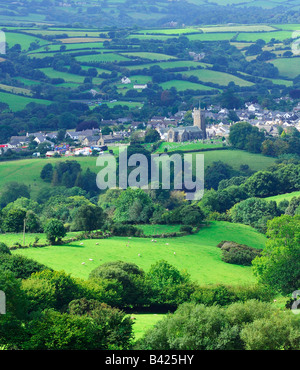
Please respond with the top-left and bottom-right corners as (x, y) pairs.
(89, 261), (147, 308)
(190, 284), (273, 306)
(0, 242), (11, 255)
(179, 225), (193, 234)
(0, 254), (50, 279)
(27, 270), (83, 311)
(44, 218), (66, 244)
(217, 241), (262, 266)
(109, 224), (144, 237)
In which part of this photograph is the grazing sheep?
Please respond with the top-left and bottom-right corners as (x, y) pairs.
(96, 243), (99, 245)
(166, 243), (169, 245)
(80, 243), (83, 245)
(138, 254), (141, 257)
(89, 259), (93, 261)
(174, 252), (176, 255)
(81, 262), (85, 265)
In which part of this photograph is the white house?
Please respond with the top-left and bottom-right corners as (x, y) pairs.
(121, 77), (131, 84)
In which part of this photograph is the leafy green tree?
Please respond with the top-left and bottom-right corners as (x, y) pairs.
(0, 182), (30, 208)
(205, 161), (235, 190)
(144, 128), (160, 143)
(28, 270), (82, 311)
(40, 163), (53, 182)
(114, 188), (153, 224)
(44, 219), (66, 244)
(89, 261), (147, 307)
(72, 204), (104, 232)
(23, 305), (133, 350)
(0, 269), (29, 349)
(240, 312), (300, 350)
(136, 303), (241, 350)
(229, 122), (264, 153)
(25, 210), (42, 233)
(230, 197), (279, 232)
(145, 260), (195, 307)
(0, 242), (10, 255)
(252, 215), (300, 295)
(0, 254), (49, 279)
(2, 208), (26, 232)
(243, 171), (280, 197)
(68, 298), (133, 349)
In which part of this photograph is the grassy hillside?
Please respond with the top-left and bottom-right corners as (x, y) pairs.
(12, 221), (266, 284)
(0, 91), (52, 111)
(0, 150), (276, 198)
(265, 191), (300, 203)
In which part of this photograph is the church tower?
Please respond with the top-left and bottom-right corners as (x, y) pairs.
(193, 107), (207, 139)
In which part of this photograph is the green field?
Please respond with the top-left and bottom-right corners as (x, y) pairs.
(125, 61), (211, 71)
(153, 140), (224, 153)
(121, 52), (177, 61)
(160, 80), (218, 91)
(5, 32), (49, 50)
(236, 30), (294, 42)
(0, 91), (52, 111)
(137, 224), (183, 235)
(183, 68), (254, 87)
(39, 68), (87, 83)
(132, 314), (165, 340)
(11, 221), (266, 284)
(265, 191), (300, 203)
(75, 53), (130, 63)
(268, 58), (300, 79)
(0, 231), (80, 247)
(0, 149), (276, 198)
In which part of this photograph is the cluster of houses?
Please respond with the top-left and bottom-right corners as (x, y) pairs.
(1, 101), (300, 157)
(1, 127), (131, 157)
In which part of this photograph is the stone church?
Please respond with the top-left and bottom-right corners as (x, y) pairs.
(167, 107), (207, 142)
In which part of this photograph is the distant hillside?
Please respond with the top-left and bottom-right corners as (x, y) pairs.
(0, 0), (299, 28)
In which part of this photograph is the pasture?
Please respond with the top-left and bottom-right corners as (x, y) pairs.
(269, 58), (300, 79)
(153, 140), (224, 153)
(0, 149), (276, 198)
(0, 91), (52, 111)
(183, 69), (254, 87)
(265, 191), (300, 203)
(11, 221), (267, 285)
(159, 80), (219, 91)
(5, 32), (49, 51)
(121, 52), (177, 61)
(75, 53), (130, 63)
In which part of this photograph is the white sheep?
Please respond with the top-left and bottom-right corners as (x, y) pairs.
(96, 243), (99, 245)
(81, 262), (85, 265)
(166, 243), (169, 245)
(80, 242), (83, 245)
(138, 253), (141, 257)
(89, 259), (93, 261)
(174, 252), (176, 255)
